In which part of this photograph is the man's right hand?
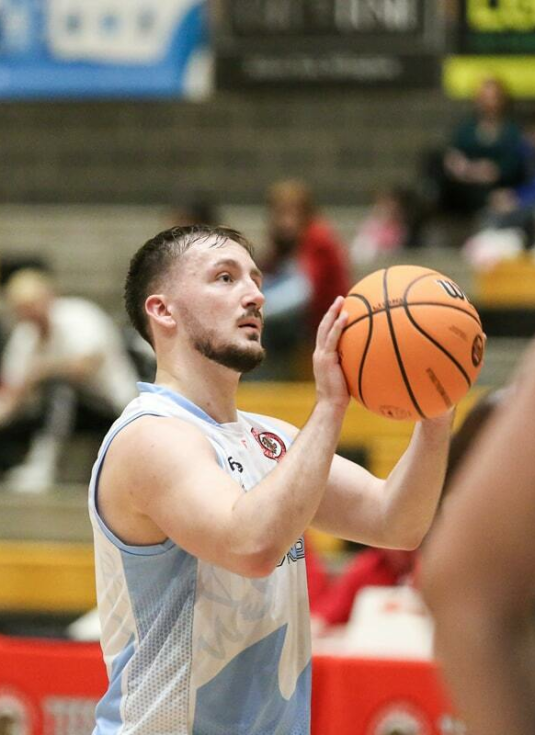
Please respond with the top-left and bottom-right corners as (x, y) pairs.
(313, 296), (350, 413)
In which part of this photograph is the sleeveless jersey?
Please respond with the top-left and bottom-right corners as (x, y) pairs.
(89, 382), (311, 735)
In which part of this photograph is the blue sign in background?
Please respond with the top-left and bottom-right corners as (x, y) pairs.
(0, 0), (209, 98)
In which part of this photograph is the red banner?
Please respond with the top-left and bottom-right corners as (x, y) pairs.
(0, 634), (462, 735)
(312, 654), (462, 735)
(0, 635), (105, 735)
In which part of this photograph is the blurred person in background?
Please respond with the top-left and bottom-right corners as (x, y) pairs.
(0, 269), (138, 493)
(462, 119), (535, 267)
(309, 547), (417, 635)
(424, 77), (527, 220)
(265, 179), (351, 337)
(422, 346), (535, 735)
(256, 179), (351, 379)
(350, 185), (424, 266)
(253, 220), (313, 380)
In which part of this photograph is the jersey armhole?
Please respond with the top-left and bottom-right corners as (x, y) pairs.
(89, 412), (228, 556)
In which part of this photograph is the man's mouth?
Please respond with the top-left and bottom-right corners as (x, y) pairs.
(238, 317), (262, 331)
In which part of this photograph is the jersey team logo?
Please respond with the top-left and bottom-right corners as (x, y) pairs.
(251, 428), (286, 461)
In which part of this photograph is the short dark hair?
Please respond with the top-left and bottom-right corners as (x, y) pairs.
(124, 224), (254, 346)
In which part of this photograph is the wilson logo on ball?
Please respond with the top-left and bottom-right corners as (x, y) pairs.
(435, 279), (467, 300)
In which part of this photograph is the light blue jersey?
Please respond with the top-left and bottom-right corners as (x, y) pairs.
(89, 382), (311, 735)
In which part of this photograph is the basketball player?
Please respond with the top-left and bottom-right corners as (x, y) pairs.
(89, 225), (453, 735)
(423, 344), (535, 735)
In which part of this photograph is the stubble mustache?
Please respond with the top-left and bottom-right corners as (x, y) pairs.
(239, 307), (264, 327)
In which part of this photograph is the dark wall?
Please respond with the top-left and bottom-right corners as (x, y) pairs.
(0, 89), (463, 205)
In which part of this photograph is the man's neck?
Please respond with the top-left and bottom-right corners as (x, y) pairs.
(154, 356), (241, 425)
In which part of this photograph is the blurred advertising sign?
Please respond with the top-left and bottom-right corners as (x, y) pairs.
(0, 0), (211, 98)
(213, 0), (444, 88)
(444, 0), (535, 98)
(458, 0), (535, 54)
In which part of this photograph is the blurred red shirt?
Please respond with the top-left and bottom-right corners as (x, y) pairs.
(308, 547), (417, 626)
(297, 219), (351, 333)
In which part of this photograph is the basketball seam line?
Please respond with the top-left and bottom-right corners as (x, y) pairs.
(383, 269), (426, 420)
(343, 299), (482, 332)
(403, 302), (472, 390)
(353, 293), (374, 406)
(403, 274), (475, 392)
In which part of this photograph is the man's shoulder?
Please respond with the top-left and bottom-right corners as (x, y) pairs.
(105, 412), (217, 472)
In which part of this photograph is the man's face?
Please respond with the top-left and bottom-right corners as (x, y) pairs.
(166, 238), (266, 373)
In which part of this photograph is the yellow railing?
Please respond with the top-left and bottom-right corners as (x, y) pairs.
(0, 542), (95, 613)
(473, 255), (535, 307)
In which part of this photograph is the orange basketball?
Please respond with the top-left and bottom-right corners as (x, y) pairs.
(338, 265), (485, 421)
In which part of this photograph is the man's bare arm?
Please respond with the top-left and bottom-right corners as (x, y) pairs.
(270, 411), (452, 550)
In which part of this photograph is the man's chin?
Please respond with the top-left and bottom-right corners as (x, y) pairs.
(230, 344), (266, 374)
(195, 338), (266, 373)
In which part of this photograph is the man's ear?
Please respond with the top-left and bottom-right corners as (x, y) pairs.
(145, 294), (177, 333)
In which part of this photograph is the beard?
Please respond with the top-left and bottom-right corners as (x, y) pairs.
(183, 308), (265, 373)
(194, 336), (265, 373)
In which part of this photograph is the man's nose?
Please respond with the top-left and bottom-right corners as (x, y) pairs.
(243, 281), (265, 309)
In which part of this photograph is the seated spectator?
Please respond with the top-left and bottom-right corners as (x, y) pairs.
(310, 547), (417, 636)
(254, 224), (313, 380)
(266, 179), (351, 333)
(248, 179), (351, 380)
(0, 270), (139, 493)
(462, 120), (535, 266)
(424, 77), (527, 219)
(350, 185), (423, 266)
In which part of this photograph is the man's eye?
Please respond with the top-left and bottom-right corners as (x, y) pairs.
(217, 273), (233, 283)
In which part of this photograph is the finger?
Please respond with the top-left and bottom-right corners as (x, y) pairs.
(316, 296), (345, 348)
(324, 310), (349, 353)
